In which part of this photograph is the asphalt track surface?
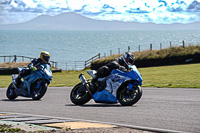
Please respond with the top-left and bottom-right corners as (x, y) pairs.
(0, 87), (200, 133)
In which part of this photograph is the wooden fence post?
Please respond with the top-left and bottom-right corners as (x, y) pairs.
(55, 62), (58, 68)
(13, 55), (17, 62)
(182, 40), (185, 48)
(170, 41), (172, 48)
(160, 43), (162, 50)
(150, 44), (152, 51)
(98, 53), (100, 59)
(128, 46), (130, 52)
(75, 61), (76, 70)
(139, 45), (140, 52)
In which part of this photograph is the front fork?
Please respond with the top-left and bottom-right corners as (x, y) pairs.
(12, 74), (18, 89)
(128, 83), (133, 90)
(124, 82), (136, 94)
(79, 73), (93, 98)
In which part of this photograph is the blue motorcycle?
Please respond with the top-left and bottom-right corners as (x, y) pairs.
(6, 64), (53, 100)
(70, 65), (142, 106)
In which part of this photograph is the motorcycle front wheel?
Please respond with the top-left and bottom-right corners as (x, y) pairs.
(6, 83), (18, 100)
(31, 80), (48, 100)
(70, 83), (92, 105)
(117, 83), (142, 106)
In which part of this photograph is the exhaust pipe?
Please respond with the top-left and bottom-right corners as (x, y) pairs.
(78, 73), (93, 97)
(79, 73), (88, 85)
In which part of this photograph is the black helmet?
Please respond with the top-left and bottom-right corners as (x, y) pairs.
(122, 52), (134, 66)
(40, 51), (50, 63)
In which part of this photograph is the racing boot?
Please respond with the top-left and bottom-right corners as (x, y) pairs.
(90, 77), (98, 93)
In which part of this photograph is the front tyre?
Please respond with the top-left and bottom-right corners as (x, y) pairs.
(117, 83), (142, 106)
(31, 80), (48, 100)
(6, 83), (18, 100)
(70, 83), (92, 105)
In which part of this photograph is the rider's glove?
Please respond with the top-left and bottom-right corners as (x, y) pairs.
(30, 66), (37, 71)
(119, 66), (128, 72)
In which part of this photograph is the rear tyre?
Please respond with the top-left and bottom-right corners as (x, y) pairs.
(6, 83), (18, 100)
(70, 83), (92, 105)
(31, 80), (48, 100)
(117, 82), (142, 106)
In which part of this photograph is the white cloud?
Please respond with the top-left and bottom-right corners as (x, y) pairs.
(10, 0), (18, 8)
(0, 0), (200, 24)
(67, 0), (83, 10)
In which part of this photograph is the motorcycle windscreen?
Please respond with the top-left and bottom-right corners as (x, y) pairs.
(93, 89), (118, 103)
(43, 64), (51, 71)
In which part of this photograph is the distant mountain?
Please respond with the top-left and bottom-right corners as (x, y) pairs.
(0, 12), (200, 30)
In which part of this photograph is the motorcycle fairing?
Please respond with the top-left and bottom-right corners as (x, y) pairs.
(14, 64), (52, 97)
(93, 74), (132, 103)
(25, 72), (42, 94)
(104, 73), (132, 98)
(112, 65), (143, 86)
(103, 65), (143, 98)
(126, 65), (143, 85)
(43, 64), (53, 81)
(88, 65), (142, 104)
(93, 89), (117, 103)
(14, 83), (30, 97)
(14, 72), (40, 96)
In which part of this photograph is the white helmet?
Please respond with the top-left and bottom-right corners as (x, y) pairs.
(122, 52), (134, 66)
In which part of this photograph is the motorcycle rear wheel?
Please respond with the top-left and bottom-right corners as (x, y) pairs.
(70, 83), (92, 105)
(6, 83), (18, 100)
(31, 80), (48, 100)
(117, 83), (142, 106)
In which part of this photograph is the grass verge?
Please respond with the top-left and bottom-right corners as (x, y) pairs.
(139, 63), (200, 88)
(0, 124), (21, 132)
(0, 63), (200, 88)
(92, 45), (200, 64)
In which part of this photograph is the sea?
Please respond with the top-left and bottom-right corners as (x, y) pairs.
(0, 30), (200, 70)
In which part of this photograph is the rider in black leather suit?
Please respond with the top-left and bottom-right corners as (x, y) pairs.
(91, 52), (135, 91)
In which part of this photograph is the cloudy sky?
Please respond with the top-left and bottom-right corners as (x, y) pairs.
(1, 0), (200, 24)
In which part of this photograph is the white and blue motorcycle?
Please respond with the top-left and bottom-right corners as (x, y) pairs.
(6, 64), (53, 100)
(70, 65), (142, 106)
